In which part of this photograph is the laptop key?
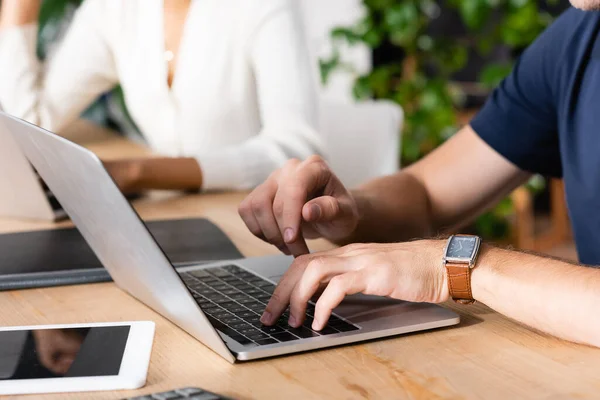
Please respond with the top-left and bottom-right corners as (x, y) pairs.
(227, 333), (254, 346)
(150, 391), (181, 400)
(189, 270), (211, 279)
(212, 311), (232, 320)
(255, 338), (278, 346)
(244, 331), (271, 341)
(237, 327), (261, 336)
(317, 326), (340, 335)
(245, 288), (264, 296)
(210, 283), (231, 291)
(255, 280), (275, 288)
(229, 321), (252, 330)
(224, 265), (243, 274)
(220, 315), (241, 325)
(259, 325), (285, 334)
(223, 304), (246, 313)
(202, 277), (220, 285)
(237, 310), (258, 319)
(208, 295), (230, 303)
(228, 293), (249, 301)
(331, 323), (360, 332)
(261, 286), (276, 294)
(327, 315), (344, 325)
(244, 301), (265, 310)
(208, 268), (231, 277)
(254, 293), (272, 302)
(237, 270), (257, 278)
(286, 327), (320, 338)
(272, 332), (300, 342)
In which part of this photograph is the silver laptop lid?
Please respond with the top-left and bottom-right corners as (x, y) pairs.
(0, 112), (235, 363)
(0, 115), (56, 221)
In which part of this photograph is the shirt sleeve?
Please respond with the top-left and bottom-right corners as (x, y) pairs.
(469, 10), (573, 178)
(199, 0), (325, 191)
(0, 0), (118, 133)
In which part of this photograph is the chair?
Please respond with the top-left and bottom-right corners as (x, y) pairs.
(320, 100), (403, 187)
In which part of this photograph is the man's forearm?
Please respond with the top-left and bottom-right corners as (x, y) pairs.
(342, 171), (434, 244)
(473, 246), (600, 348)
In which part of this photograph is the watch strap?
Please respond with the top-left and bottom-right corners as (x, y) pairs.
(445, 262), (475, 304)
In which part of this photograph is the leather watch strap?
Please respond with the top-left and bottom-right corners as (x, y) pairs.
(445, 262), (475, 304)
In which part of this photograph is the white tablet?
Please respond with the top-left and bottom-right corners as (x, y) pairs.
(0, 321), (155, 395)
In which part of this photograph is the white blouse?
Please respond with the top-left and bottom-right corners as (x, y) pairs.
(0, 0), (323, 190)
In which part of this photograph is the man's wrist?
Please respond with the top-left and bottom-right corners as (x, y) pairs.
(470, 243), (499, 303)
(337, 190), (369, 245)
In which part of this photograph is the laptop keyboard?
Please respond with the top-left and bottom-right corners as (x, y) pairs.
(180, 265), (360, 347)
(46, 191), (63, 212)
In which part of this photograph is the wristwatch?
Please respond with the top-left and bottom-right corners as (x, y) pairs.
(442, 234), (482, 304)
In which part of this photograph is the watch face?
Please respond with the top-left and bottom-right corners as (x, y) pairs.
(446, 236), (478, 260)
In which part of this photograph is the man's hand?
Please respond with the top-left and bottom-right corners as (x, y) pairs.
(260, 240), (448, 330)
(238, 156), (359, 257)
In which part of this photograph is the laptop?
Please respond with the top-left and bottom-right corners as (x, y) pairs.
(0, 105), (66, 221)
(0, 112), (460, 363)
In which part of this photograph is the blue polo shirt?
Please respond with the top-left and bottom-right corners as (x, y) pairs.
(470, 8), (600, 265)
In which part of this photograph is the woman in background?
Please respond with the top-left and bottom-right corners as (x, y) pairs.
(0, 0), (323, 193)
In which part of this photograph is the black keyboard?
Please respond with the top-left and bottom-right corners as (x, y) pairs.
(180, 265), (359, 347)
(125, 386), (227, 400)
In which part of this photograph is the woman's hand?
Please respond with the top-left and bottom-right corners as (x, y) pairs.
(238, 156), (360, 257)
(103, 157), (203, 195)
(0, 0), (41, 28)
(103, 159), (144, 195)
(260, 239), (449, 331)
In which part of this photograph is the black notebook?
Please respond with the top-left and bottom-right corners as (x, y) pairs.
(0, 218), (243, 291)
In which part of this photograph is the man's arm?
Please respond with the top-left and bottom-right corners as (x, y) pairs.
(239, 124), (530, 255)
(259, 239), (600, 349)
(473, 246), (600, 347)
(347, 125), (531, 244)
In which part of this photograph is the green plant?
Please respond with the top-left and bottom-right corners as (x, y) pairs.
(321, 0), (557, 240)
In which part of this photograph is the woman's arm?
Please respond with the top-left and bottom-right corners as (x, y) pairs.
(0, 0), (40, 26)
(0, 0), (118, 132)
(103, 158), (203, 195)
(196, 0), (324, 191)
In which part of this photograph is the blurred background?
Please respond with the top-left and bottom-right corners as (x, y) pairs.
(22, 0), (576, 259)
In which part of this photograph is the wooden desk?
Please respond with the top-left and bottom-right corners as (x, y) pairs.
(1, 121), (599, 400)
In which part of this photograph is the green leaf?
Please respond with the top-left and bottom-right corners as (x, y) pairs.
(319, 52), (340, 85)
(479, 63), (514, 88)
(385, 3), (421, 47)
(458, 0), (492, 30)
(331, 27), (362, 45)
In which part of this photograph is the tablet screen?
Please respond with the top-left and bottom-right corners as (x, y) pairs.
(0, 326), (130, 380)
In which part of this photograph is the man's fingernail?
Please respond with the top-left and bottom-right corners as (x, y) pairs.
(288, 315), (297, 327)
(312, 319), (321, 331)
(261, 311), (272, 324)
(311, 204), (321, 219)
(284, 228), (294, 243)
